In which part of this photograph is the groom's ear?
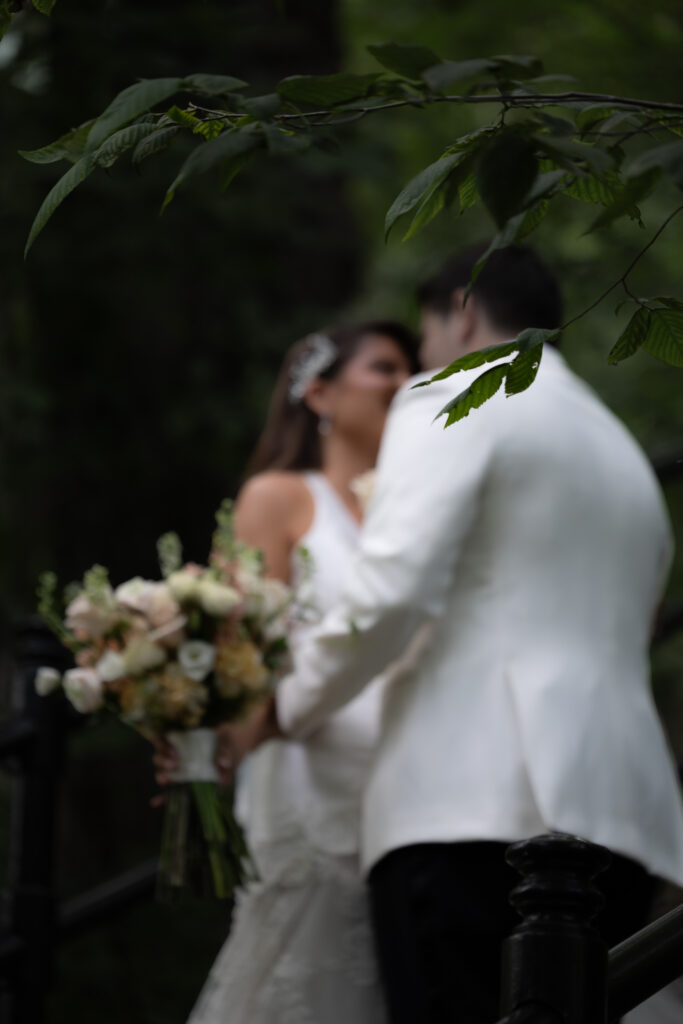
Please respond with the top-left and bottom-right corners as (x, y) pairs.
(450, 288), (478, 345)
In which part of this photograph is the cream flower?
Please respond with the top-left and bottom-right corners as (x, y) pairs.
(63, 668), (104, 713)
(167, 568), (202, 604)
(95, 649), (127, 683)
(122, 636), (167, 675)
(237, 571), (291, 623)
(115, 578), (180, 627)
(35, 666), (62, 696)
(197, 579), (240, 618)
(215, 639), (270, 698)
(178, 641), (216, 682)
(350, 469), (376, 515)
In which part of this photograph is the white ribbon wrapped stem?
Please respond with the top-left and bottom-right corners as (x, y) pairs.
(166, 728), (219, 783)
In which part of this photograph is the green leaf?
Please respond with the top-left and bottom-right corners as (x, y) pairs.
(597, 111), (643, 135)
(181, 73), (248, 96)
(587, 170), (658, 231)
(262, 124), (311, 155)
(505, 343), (543, 395)
(643, 309), (683, 367)
(219, 148), (258, 191)
(33, 0), (57, 12)
(421, 58), (496, 93)
(193, 119), (225, 141)
(437, 364), (509, 425)
(367, 42), (440, 80)
(87, 78), (184, 152)
(402, 180), (448, 241)
(534, 112), (575, 136)
(94, 122), (158, 169)
(607, 307), (651, 363)
(517, 198), (549, 239)
(19, 120), (95, 165)
(0, 5), (11, 42)
(162, 125), (262, 210)
(385, 153), (463, 239)
(564, 171), (621, 205)
(241, 93), (281, 121)
(492, 54), (544, 78)
(654, 296), (683, 312)
(536, 135), (615, 176)
(456, 170), (478, 211)
(277, 72), (381, 107)
(24, 153), (98, 256)
(625, 139), (683, 191)
(417, 336), (528, 385)
(523, 169), (568, 206)
(576, 106), (616, 131)
(475, 131), (538, 228)
(164, 105), (202, 128)
(466, 211), (527, 293)
(132, 125), (179, 164)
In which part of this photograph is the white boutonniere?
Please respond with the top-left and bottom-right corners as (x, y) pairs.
(350, 469), (376, 515)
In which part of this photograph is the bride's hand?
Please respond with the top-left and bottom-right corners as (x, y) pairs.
(151, 734), (179, 788)
(215, 698), (282, 786)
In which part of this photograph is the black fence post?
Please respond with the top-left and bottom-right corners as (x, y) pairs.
(500, 833), (611, 1024)
(3, 617), (69, 1024)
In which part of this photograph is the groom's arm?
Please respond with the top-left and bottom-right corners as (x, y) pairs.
(276, 375), (497, 738)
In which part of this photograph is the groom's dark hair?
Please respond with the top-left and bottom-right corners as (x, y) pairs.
(417, 244), (563, 336)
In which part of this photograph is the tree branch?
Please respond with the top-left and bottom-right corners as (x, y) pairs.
(274, 90), (683, 125)
(561, 204), (683, 332)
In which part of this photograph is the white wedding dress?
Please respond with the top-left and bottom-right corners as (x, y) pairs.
(188, 473), (388, 1024)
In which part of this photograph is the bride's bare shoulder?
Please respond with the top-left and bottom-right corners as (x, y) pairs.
(237, 470), (309, 508)
(235, 471), (312, 530)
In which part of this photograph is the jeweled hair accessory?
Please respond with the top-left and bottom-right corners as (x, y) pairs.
(288, 333), (338, 404)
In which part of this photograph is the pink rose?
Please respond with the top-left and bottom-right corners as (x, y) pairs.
(66, 593), (117, 639)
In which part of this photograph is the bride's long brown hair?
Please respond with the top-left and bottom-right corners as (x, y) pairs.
(247, 320), (418, 478)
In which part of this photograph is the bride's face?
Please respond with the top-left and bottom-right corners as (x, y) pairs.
(324, 333), (413, 449)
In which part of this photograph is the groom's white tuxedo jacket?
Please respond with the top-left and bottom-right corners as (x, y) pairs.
(278, 346), (683, 884)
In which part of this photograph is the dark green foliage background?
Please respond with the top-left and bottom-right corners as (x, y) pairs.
(0, 1), (682, 1020)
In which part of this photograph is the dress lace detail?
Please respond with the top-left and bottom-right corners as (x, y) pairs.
(188, 843), (386, 1024)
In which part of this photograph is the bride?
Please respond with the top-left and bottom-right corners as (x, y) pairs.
(158, 320), (417, 1023)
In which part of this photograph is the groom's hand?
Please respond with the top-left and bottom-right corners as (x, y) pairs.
(216, 697), (283, 785)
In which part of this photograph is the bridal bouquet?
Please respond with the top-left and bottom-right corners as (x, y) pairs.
(36, 500), (294, 901)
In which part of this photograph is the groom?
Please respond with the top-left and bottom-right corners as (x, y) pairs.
(234, 244), (683, 1023)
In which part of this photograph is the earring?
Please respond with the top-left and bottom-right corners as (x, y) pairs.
(318, 415), (332, 436)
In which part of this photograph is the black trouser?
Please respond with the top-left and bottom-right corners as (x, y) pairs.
(368, 840), (656, 1024)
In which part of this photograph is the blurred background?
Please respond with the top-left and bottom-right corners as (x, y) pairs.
(0, 1), (682, 1020)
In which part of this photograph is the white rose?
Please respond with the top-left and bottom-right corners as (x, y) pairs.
(63, 668), (104, 713)
(95, 649), (127, 683)
(167, 570), (202, 604)
(178, 641), (216, 682)
(35, 666), (62, 696)
(122, 637), (167, 675)
(197, 579), (240, 618)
